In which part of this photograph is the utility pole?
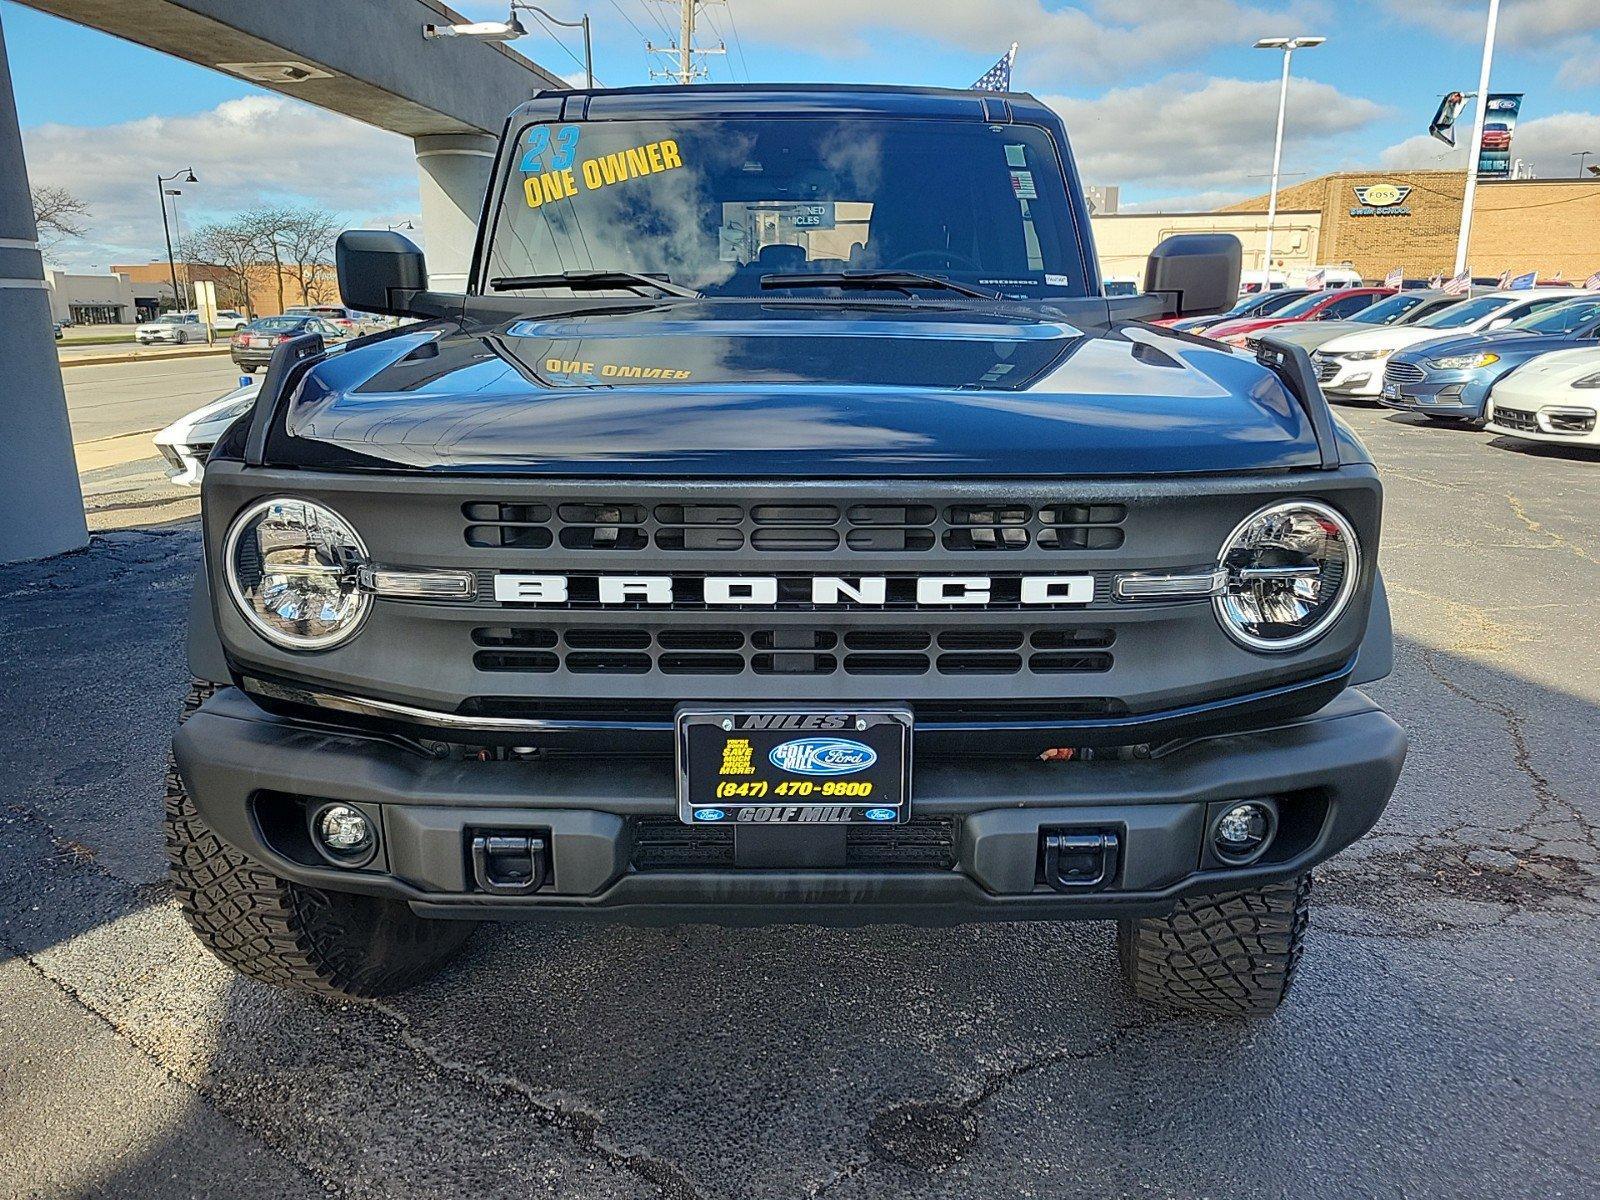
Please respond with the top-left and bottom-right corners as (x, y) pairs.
(1455, 0), (1500, 277)
(647, 0), (724, 85)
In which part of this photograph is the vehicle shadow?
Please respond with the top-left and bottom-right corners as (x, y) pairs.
(1485, 434), (1600, 462)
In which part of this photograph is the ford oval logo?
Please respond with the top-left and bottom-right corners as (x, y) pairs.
(769, 737), (877, 776)
(693, 808), (726, 822)
(863, 808), (898, 822)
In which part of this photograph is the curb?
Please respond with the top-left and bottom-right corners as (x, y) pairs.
(60, 345), (234, 369)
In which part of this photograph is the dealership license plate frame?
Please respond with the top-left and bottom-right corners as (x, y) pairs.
(675, 707), (913, 826)
(1382, 381), (1405, 402)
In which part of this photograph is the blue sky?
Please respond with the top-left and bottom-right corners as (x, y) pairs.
(8, 0), (1600, 268)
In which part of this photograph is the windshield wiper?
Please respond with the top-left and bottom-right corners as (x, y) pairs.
(489, 270), (701, 298)
(760, 270), (1000, 301)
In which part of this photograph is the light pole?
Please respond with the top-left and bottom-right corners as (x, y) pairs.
(1574, 151), (1593, 178)
(423, 4), (593, 88)
(156, 167), (196, 313)
(386, 220), (415, 232)
(1253, 36), (1325, 288)
(1455, 0), (1501, 276)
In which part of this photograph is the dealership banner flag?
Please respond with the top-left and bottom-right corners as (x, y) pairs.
(1429, 92), (1468, 147)
(1509, 271), (1537, 290)
(1384, 268), (1403, 288)
(1477, 93), (1524, 180)
(970, 43), (1018, 92)
(1443, 271), (1471, 295)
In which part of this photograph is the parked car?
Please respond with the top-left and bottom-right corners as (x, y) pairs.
(53, 322), (63, 340)
(153, 379), (262, 487)
(164, 84), (1404, 1014)
(135, 312), (205, 344)
(211, 309), (249, 332)
(1158, 287), (1313, 333)
(1245, 290), (1466, 355)
(1205, 287), (1395, 347)
(1485, 346), (1600, 448)
(284, 303), (373, 334)
(1312, 289), (1577, 400)
(230, 314), (353, 372)
(1378, 296), (1600, 423)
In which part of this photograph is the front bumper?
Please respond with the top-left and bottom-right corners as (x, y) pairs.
(1315, 357), (1389, 398)
(1377, 371), (1489, 419)
(1487, 402), (1600, 445)
(174, 686), (1407, 925)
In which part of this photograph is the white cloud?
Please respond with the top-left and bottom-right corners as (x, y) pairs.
(22, 95), (417, 270)
(1048, 74), (1390, 196)
(1395, 0), (1600, 44)
(722, 0), (1331, 83)
(1378, 110), (1600, 179)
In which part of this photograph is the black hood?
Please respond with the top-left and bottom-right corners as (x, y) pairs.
(274, 302), (1326, 477)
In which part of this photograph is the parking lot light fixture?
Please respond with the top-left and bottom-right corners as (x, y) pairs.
(1253, 36), (1325, 288)
(156, 167), (197, 314)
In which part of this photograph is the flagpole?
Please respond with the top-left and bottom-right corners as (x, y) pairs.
(1454, 0), (1501, 277)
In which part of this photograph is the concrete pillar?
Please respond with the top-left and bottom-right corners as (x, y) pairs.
(413, 132), (497, 293)
(0, 11), (87, 563)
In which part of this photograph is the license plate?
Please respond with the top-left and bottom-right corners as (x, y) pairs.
(676, 708), (911, 825)
(1382, 382), (1403, 401)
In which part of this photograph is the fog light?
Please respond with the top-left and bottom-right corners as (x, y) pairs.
(312, 803), (375, 864)
(1212, 801), (1275, 863)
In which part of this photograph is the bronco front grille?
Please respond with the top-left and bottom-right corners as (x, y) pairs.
(463, 500), (1126, 553)
(472, 625), (1116, 677)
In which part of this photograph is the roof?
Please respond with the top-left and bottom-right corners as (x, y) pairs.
(511, 83), (1054, 125)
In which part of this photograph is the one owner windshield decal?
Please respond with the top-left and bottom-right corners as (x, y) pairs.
(522, 125), (685, 210)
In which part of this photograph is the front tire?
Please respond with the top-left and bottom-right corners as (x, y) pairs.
(1117, 875), (1310, 1017)
(165, 681), (476, 999)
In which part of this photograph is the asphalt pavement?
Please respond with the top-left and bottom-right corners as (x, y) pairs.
(62, 355), (244, 532)
(1, 405), (1596, 1200)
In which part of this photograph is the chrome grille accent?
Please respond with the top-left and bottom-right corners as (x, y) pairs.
(1384, 360), (1426, 386)
(464, 500), (1126, 553)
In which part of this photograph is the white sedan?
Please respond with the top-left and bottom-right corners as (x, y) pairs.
(153, 379), (261, 486)
(135, 313), (206, 344)
(1485, 347), (1600, 447)
(1311, 289), (1576, 399)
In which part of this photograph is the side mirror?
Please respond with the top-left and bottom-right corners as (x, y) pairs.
(336, 230), (429, 317)
(1143, 234), (1243, 318)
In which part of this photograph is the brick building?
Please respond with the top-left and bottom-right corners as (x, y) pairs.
(111, 260), (337, 317)
(1093, 170), (1600, 283)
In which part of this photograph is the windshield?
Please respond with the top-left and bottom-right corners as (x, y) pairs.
(1507, 298), (1600, 333)
(249, 317), (312, 332)
(484, 117), (1088, 299)
(1349, 293), (1427, 325)
(1261, 292), (1332, 319)
(1417, 296), (1505, 328)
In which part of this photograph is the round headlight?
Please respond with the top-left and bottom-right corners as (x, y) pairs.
(1215, 500), (1360, 652)
(224, 498), (370, 649)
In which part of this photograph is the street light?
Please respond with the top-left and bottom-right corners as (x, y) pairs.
(1574, 151), (1594, 178)
(1253, 36), (1326, 287)
(386, 220), (415, 232)
(423, 4), (592, 88)
(157, 167), (197, 314)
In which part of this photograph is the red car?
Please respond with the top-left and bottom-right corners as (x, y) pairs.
(1204, 287), (1396, 346)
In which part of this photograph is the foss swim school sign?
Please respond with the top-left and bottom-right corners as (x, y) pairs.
(1350, 182), (1414, 218)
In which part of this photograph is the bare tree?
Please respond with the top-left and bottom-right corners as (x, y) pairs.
(241, 206), (299, 312)
(31, 185), (91, 250)
(189, 218), (265, 315)
(277, 208), (340, 304)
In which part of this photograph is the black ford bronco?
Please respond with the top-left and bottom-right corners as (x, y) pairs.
(167, 85), (1406, 1015)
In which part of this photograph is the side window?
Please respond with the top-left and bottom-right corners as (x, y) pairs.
(1326, 293), (1376, 318)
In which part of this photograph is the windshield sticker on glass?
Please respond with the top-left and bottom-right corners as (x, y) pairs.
(519, 124), (581, 172)
(1004, 144), (1028, 168)
(523, 134), (684, 210)
(1011, 170), (1038, 200)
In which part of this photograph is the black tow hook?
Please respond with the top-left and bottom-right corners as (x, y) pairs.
(470, 833), (548, 895)
(1041, 830), (1120, 892)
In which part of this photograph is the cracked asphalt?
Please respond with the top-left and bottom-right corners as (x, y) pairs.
(2, 407), (1596, 1200)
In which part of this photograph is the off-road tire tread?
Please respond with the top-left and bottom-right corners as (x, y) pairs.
(1118, 874), (1311, 1017)
(165, 681), (473, 998)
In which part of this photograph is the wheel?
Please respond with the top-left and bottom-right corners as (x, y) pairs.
(165, 681), (476, 998)
(175, 330), (188, 344)
(1117, 874), (1310, 1017)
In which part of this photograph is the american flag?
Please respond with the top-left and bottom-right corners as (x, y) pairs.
(1429, 275), (1445, 288)
(1305, 269), (1326, 288)
(1443, 270), (1471, 295)
(1585, 270), (1600, 290)
(1496, 270), (1511, 288)
(971, 43), (1018, 92)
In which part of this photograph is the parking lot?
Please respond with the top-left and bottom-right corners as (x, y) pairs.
(1, 395), (1596, 1199)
